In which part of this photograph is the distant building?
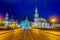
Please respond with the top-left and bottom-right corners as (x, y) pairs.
(9, 21), (18, 28)
(20, 17), (31, 29)
(4, 12), (11, 28)
(34, 7), (51, 28)
(0, 12), (11, 29)
(9, 16), (19, 28)
(53, 24), (60, 28)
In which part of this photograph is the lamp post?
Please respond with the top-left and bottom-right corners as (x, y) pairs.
(51, 19), (56, 28)
(50, 17), (58, 28)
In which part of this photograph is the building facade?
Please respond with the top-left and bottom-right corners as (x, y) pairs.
(20, 17), (31, 29)
(34, 7), (51, 28)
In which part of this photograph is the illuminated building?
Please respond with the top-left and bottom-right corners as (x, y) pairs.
(20, 17), (31, 29)
(34, 7), (51, 28)
(4, 12), (11, 28)
(53, 24), (60, 28)
(0, 15), (7, 29)
(17, 24), (21, 28)
(9, 21), (17, 28)
(9, 17), (18, 29)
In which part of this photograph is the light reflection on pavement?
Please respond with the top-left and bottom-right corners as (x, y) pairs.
(0, 28), (60, 40)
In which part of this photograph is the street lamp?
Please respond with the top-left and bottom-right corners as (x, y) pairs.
(50, 17), (58, 28)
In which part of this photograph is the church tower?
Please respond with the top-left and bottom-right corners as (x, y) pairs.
(34, 7), (39, 23)
(34, 7), (40, 28)
(4, 12), (10, 28)
(5, 12), (9, 21)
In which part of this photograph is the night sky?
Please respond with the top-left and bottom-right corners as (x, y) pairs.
(0, 0), (60, 23)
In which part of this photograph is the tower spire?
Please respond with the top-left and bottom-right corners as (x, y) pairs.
(26, 17), (28, 21)
(34, 6), (39, 19)
(35, 6), (38, 14)
(5, 12), (9, 20)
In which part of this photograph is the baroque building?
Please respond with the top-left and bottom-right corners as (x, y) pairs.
(34, 7), (51, 28)
(4, 12), (11, 27)
(20, 17), (31, 29)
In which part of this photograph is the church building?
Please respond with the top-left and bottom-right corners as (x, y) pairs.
(34, 7), (51, 28)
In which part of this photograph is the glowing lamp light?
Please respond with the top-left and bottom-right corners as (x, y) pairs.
(50, 18), (57, 23)
(49, 16), (58, 28)
(49, 16), (58, 23)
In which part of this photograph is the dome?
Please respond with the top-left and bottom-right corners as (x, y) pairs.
(21, 21), (31, 29)
(38, 18), (47, 22)
(20, 18), (31, 29)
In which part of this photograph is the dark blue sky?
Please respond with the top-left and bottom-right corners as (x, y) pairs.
(0, 0), (60, 22)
